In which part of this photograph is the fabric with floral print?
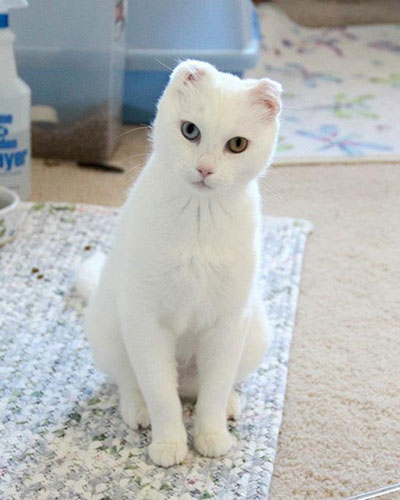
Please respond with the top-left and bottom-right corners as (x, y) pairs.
(0, 203), (312, 500)
(247, 4), (400, 163)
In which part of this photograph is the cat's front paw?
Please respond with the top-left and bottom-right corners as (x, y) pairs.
(149, 434), (188, 467)
(120, 392), (150, 430)
(194, 428), (234, 458)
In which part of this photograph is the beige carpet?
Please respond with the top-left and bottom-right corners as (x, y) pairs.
(271, 0), (400, 26)
(31, 128), (400, 499)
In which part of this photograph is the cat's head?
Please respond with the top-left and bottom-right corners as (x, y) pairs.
(152, 60), (282, 195)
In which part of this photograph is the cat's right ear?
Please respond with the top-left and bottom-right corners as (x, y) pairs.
(249, 78), (283, 121)
(169, 60), (215, 88)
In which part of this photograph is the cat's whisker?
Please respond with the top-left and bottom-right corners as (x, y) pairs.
(282, 104), (308, 112)
(217, 200), (234, 222)
(155, 58), (175, 72)
(119, 152), (149, 162)
(118, 161), (146, 181)
(165, 193), (184, 205)
(269, 163), (294, 183)
(265, 187), (288, 203)
(258, 177), (289, 204)
(207, 199), (216, 226)
(114, 126), (151, 140)
(178, 196), (193, 217)
(279, 117), (299, 126)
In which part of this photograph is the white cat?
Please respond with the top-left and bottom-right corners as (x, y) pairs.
(76, 60), (282, 467)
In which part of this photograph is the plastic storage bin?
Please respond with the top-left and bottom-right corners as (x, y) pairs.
(11, 0), (126, 161)
(123, 0), (259, 124)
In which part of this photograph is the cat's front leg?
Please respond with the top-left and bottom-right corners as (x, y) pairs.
(194, 316), (247, 457)
(118, 297), (188, 467)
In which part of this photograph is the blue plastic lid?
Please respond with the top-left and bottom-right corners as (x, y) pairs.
(125, 0), (259, 72)
(0, 13), (9, 27)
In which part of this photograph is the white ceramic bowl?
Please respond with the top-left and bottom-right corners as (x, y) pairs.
(0, 186), (20, 247)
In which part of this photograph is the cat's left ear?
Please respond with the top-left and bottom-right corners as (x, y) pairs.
(250, 78), (283, 120)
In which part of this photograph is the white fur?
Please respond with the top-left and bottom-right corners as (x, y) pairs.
(75, 252), (106, 301)
(78, 60), (282, 467)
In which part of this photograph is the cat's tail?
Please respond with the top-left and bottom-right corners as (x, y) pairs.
(75, 251), (106, 301)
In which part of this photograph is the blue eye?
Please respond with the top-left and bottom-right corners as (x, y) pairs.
(181, 121), (201, 141)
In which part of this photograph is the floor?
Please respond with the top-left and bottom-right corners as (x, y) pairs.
(271, 0), (400, 27)
(31, 128), (400, 499)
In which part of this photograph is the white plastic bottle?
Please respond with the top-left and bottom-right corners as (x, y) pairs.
(0, 0), (30, 200)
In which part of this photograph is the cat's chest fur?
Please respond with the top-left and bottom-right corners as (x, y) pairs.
(120, 189), (258, 337)
(158, 199), (256, 333)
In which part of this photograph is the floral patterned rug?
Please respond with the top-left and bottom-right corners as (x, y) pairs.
(0, 203), (312, 500)
(247, 4), (400, 163)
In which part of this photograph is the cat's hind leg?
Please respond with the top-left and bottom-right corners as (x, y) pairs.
(227, 390), (243, 421)
(85, 289), (150, 429)
(225, 299), (268, 421)
(236, 296), (270, 383)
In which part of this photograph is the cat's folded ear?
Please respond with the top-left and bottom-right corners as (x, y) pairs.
(169, 59), (216, 88)
(249, 78), (283, 120)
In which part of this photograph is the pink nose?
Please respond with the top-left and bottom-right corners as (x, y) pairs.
(197, 166), (214, 177)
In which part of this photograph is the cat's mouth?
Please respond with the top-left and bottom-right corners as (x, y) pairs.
(192, 180), (212, 190)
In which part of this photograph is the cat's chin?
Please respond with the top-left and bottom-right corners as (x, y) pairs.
(191, 180), (213, 192)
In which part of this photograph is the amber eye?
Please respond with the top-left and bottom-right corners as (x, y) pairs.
(181, 121), (201, 141)
(227, 137), (248, 153)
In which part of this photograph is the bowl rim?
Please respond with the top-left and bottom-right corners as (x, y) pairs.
(0, 186), (20, 217)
